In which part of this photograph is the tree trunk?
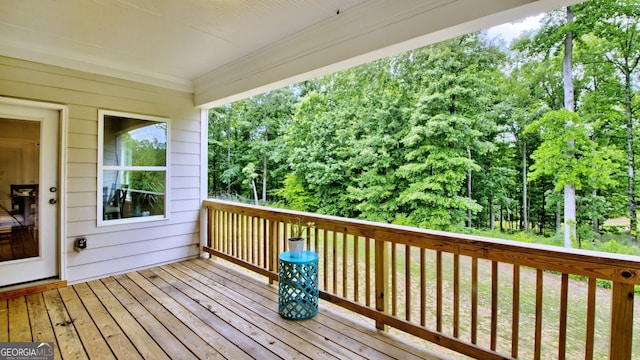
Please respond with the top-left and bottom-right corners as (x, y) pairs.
(489, 196), (494, 230)
(500, 206), (504, 232)
(262, 153), (268, 202)
(556, 201), (562, 235)
(562, 6), (576, 247)
(226, 118), (232, 194)
(593, 189), (600, 235)
(251, 179), (259, 206)
(564, 185), (576, 247)
(624, 69), (637, 244)
(467, 147), (472, 228)
(522, 140), (528, 232)
(540, 190), (545, 235)
(262, 123), (269, 203)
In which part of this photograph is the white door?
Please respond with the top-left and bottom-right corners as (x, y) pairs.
(0, 101), (59, 287)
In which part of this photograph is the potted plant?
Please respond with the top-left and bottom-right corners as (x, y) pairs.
(288, 217), (313, 258)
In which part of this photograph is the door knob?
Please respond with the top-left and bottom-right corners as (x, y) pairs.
(49, 198), (57, 204)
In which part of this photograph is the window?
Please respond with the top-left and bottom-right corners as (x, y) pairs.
(98, 110), (169, 226)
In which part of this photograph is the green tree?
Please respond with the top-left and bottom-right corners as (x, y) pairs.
(397, 35), (502, 230)
(208, 88), (297, 201)
(576, 0), (640, 242)
(522, 6), (583, 246)
(526, 110), (621, 238)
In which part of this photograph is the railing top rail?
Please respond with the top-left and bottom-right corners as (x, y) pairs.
(203, 199), (640, 284)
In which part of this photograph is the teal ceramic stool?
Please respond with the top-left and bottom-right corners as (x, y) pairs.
(278, 250), (319, 320)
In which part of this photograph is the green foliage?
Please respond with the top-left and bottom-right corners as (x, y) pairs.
(394, 35), (504, 229)
(207, 0), (640, 251)
(526, 109), (622, 192)
(276, 173), (316, 212)
(208, 87), (297, 199)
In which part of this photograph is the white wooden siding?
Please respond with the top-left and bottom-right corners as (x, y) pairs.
(0, 56), (202, 284)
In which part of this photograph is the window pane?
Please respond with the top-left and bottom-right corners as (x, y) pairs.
(102, 170), (165, 220)
(99, 110), (168, 225)
(103, 115), (166, 167)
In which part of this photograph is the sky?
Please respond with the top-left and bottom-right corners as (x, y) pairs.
(486, 14), (543, 44)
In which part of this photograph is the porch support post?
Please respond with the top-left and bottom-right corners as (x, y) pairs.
(609, 281), (634, 359)
(375, 238), (389, 331)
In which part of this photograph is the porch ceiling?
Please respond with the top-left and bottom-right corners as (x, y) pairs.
(0, 0), (581, 108)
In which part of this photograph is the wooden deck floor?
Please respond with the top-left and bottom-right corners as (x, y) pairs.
(1, 258), (445, 360)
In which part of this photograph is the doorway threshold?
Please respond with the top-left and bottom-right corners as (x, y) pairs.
(0, 278), (66, 300)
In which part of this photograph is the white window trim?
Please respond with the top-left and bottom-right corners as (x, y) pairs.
(97, 109), (171, 226)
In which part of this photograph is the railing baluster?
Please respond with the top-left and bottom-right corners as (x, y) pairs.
(219, 211), (224, 252)
(436, 250), (442, 332)
(534, 269), (543, 360)
(471, 256), (478, 344)
(284, 220), (289, 246)
(215, 210), (219, 251)
(233, 211), (238, 256)
(323, 229), (328, 291)
(585, 277), (596, 360)
(222, 211), (227, 253)
(252, 216), (256, 265)
(244, 214), (249, 261)
(453, 253), (459, 338)
(420, 247), (426, 327)
(262, 218), (267, 269)
(237, 213), (242, 258)
(280, 221), (285, 253)
(250, 216), (254, 262)
(354, 235), (359, 303)
(223, 210), (227, 252)
(406, 244), (411, 322)
(366, 237), (371, 307)
(343, 232), (348, 298)
(332, 231), (337, 294)
(313, 227), (318, 253)
(307, 227), (314, 252)
(252, 216), (257, 264)
(512, 264), (520, 358)
(240, 214), (245, 260)
(244, 215), (249, 262)
(491, 261), (498, 351)
(238, 213), (242, 258)
(304, 225), (309, 250)
(237, 214), (242, 260)
(207, 207), (213, 249)
(269, 219), (277, 284)
(559, 273), (569, 360)
(229, 211), (233, 255)
(225, 212), (235, 256)
(392, 243), (398, 317)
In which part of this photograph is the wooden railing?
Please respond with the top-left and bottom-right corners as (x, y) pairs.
(202, 199), (640, 359)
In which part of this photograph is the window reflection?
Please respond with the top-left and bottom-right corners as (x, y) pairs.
(100, 111), (168, 223)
